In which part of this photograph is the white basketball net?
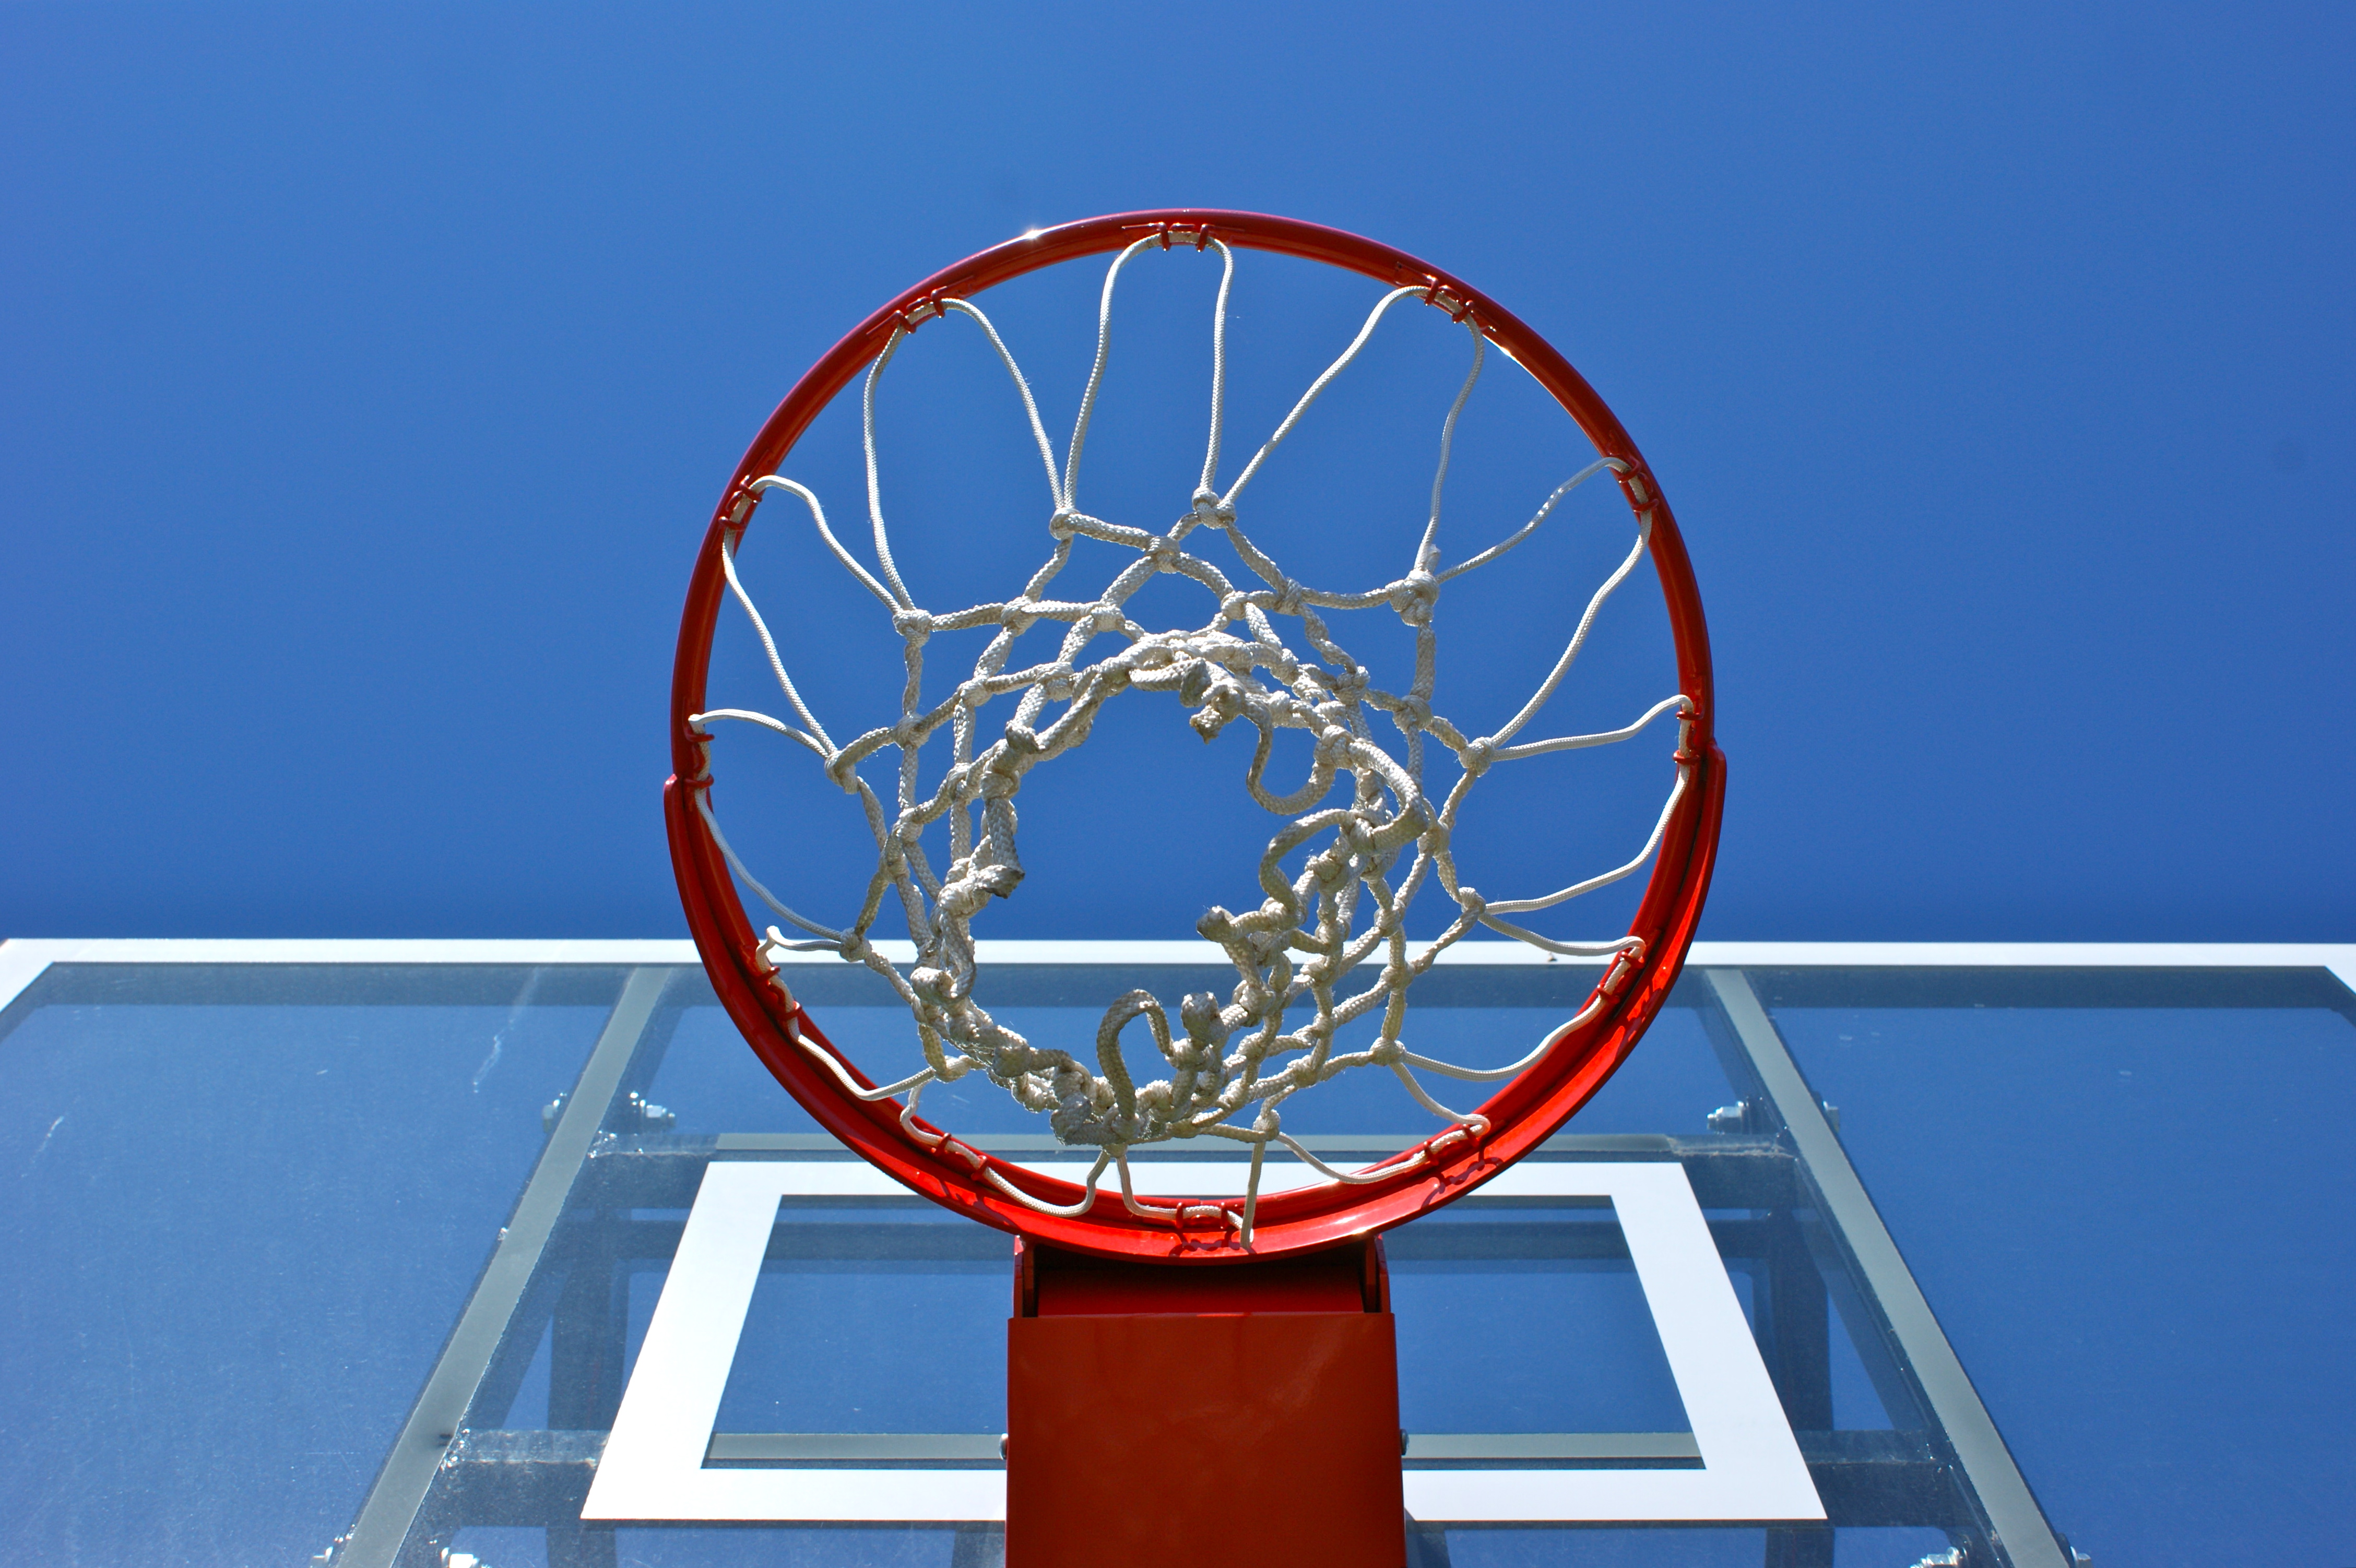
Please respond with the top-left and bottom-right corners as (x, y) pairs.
(690, 234), (1696, 1239)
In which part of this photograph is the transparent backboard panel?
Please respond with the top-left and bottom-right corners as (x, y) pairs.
(1762, 975), (2356, 1567)
(0, 965), (627, 1567)
(2, 945), (2349, 1568)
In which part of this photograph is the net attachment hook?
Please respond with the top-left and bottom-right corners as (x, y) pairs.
(1428, 1143), (1505, 1197)
(1152, 221), (1217, 252)
(1613, 465), (1659, 514)
(925, 1134), (988, 1172)
(1168, 1200), (1249, 1253)
(1420, 281), (1480, 326)
(895, 290), (952, 335)
(722, 483), (759, 530)
(1423, 1114), (1489, 1164)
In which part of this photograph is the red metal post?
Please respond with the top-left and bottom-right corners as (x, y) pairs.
(1005, 1240), (1406, 1568)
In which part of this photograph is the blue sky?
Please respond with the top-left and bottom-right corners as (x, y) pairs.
(3, 2), (2348, 941)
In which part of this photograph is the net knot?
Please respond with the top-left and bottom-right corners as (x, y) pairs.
(1455, 886), (1487, 919)
(1189, 676), (1246, 741)
(1271, 578), (1308, 617)
(939, 862), (1020, 920)
(1191, 488), (1234, 527)
(1217, 590), (1250, 624)
(892, 609), (933, 645)
(1088, 602), (1127, 634)
(1336, 812), (1375, 856)
(1460, 735), (1497, 777)
(1179, 990), (1233, 1050)
(1177, 660), (1216, 707)
(999, 598), (1039, 635)
(909, 965), (952, 1019)
(1047, 509), (1080, 541)
(1388, 569), (1441, 626)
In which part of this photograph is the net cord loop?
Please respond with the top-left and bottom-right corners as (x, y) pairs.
(693, 789), (838, 943)
(1398, 989), (1612, 1083)
(1221, 284), (1433, 506)
(691, 707), (828, 758)
(986, 1150), (1112, 1218)
(1413, 331), (1485, 574)
(1487, 692), (1690, 764)
(717, 522), (840, 753)
(1198, 239), (1236, 497)
(1271, 1131), (1431, 1184)
(746, 475), (898, 616)
(1482, 754), (1693, 918)
(1064, 236), (1156, 512)
(1488, 515), (1655, 747)
(1437, 456), (1626, 582)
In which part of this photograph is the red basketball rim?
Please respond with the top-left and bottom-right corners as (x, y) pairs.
(666, 208), (1724, 1263)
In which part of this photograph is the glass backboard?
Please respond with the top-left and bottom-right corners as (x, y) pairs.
(2, 939), (2348, 1568)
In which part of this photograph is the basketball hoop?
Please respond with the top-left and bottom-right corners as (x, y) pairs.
(667, 209), (1724, 1263)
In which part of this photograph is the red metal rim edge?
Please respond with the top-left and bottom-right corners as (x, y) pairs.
(667, 209), (1723, 1263)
